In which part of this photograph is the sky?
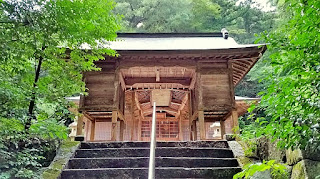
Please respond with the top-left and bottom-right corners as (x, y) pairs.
(237, 0), (276, 11)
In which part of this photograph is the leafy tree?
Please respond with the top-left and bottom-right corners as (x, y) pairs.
(0, 0), (120, 130)
(251, 0), (320, 149)
(114, 0), (195, 32)
(114, 0), (276, 45)
(0, 0), (120, 178)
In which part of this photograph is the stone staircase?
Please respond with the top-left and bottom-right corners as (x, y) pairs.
(60, 141), (241, 178)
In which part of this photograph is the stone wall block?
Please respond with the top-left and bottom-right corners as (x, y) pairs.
(291, 159), (320, 179)
(256, 137), (286, 163)
(286, 149), (303, 166)
(301, 147), (320, 161)
(251, 170), (272, 179)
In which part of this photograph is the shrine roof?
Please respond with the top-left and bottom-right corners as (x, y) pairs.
(107, 33), (264, 51)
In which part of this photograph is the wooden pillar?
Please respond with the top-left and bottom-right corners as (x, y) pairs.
(220, 120), (226, 140)
(138, 112), (142, 141)
(198, 111), (205, 140)
(228, 60), (236, 108)
(90, 120), (95, 141)
(131, 91), (135, 141)
(179, 115), (183, 141)
(192, 120), (197, 141)
(190, 125), (193, 141)
(232, 109), (239, 134)
(111, 111), (118, 141)
(189, 119), (193, 141)
(76, 114), (84, 136)
(120, 120), (125, 141)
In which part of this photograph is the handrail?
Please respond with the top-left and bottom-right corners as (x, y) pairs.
(148, 102), (157, 179)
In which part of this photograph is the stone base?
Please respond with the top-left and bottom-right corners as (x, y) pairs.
(224, 134), (236, 141)
(291, 159), (320, 179)
(74, 136), (84, 141)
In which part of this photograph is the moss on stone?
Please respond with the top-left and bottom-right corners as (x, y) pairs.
(286, 149), (303, 166)
(238, 140), (257, 158)
(60, 141), (80, 152)
(291, 161), (306, 179)
(41, 140), (80, 179)
(42, 159), (66, 179)
(237, 156), (253, 167)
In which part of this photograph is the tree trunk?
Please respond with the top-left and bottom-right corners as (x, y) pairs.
(25, 55), (43, 131)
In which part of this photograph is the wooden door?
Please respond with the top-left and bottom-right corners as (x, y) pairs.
(141, 117), (179, 141)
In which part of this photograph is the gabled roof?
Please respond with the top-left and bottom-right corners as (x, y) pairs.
(102, 33), (267, 86)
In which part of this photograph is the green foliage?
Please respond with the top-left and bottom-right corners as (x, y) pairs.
(0, 118), (43, 179)
(0, 0), (120, 178)
(233, 160), (288, 179)
(114, 0), (276, 43)
(0, 0), (120, 128)
(251, 0), (320, 150)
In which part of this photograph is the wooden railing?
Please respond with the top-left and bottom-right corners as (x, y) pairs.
(148, 102), (157, 179)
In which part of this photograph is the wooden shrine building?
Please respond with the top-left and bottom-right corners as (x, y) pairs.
(75, 32), (266, 142)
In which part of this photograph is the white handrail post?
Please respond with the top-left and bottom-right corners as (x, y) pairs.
(148, 102), (157, 179)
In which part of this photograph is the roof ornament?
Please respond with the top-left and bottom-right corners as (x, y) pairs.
(221, 28), (229, 39)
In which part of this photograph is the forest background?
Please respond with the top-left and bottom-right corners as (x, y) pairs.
(0, 0), (319, 178)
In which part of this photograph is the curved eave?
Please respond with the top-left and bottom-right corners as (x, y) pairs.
(230, 45), (267, 86)
(106, 44), (267, 87)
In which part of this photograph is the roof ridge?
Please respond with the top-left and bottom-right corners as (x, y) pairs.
(117, 33), (223, 38)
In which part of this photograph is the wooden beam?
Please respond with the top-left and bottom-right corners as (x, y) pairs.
(228, 60), (236, 108)
(234, 59), (253, 66)
(134, 91), (142, 111)
(113, 70), (120, 110)
(111, 111), (118, 141)
(189, 72), (196, 89)
(232, 63), (248, 72)
(119, 72), (126, 91)
(188, 92), (193, 141)
(114, 48), (262, 59)
(155, 67), (160, 82)
(192, 120), (197, 141)
(83, 112), (94, 122)
(90, 120), (95, 141)
(117, 110), (125, 121)
(125, 77), (191, 86)
(233, 73), (243, 80)
(232, 65), (246, 75)
(131, 91), (135, 141)
(199, 111), (206, 140)
(223, 111), (232, 120)
(120, 120), (125, 141)
(79, 95), (85, 110)
(232, 57), (258, 62)
(138, 112), (142, 141)
(233, 61), (250, 68)
(220, 120), (226, 140)
(171, 101), (182, 106)
(232, 109), (239, 134)
(142, 107), (178, 116)
(175, 93), (188, 119)
(76, 114), (84, 136)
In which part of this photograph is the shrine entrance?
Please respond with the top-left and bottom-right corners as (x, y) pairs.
(76, 33), (266, 142)
(141, 113), (179, 141)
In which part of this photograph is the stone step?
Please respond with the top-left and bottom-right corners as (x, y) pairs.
(74, 147), (234, 158)
(60, 167), (242, 179)
(67, 157), (239, 169)
(80, 141), (229, 149)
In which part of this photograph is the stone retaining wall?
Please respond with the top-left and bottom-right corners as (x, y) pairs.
(229, 137), (320, 179)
